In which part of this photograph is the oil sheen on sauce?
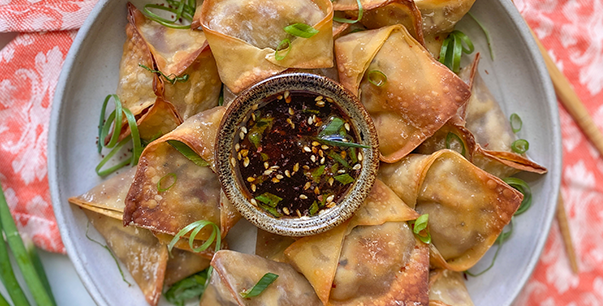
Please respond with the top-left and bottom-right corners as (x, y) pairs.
(234, 90), (364, 218)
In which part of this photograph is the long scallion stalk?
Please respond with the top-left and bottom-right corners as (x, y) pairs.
(0, 232), (29, 306)
(0, 181), (54, 306)
(23, 236), (55, 304)
(0, 292), (9, 306)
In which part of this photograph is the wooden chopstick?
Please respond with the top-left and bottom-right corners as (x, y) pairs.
(526, 28), (581, 274)
(556, 194), (579, 273)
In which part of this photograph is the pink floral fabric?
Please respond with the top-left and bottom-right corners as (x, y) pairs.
(0, 0), (601, 302)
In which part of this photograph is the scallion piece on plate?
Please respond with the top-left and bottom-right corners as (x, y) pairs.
(168, 220), (221, 255)
(164, 269), (210, 305)
(85, 222), (131, 286)
(333, 0), (363, 24)
(467, 11), (494, 60)
(167, 140), (210, 167)
(439, 30), (474, 73)
(367, 70), (387, 87)
(510, 113), (522, 133)
(275, 39), (291, 61)
(511, 139), (529, 154)
(239, 273), (279, 298)
(409, 214), (431, 244)
(284, 23), (319, 38)
(445, 132), (467, 157)
(157, 173), (177, 193)
(139, 64), (189, 84)
(503, 177), (532, 216)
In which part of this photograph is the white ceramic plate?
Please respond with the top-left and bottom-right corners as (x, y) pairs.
(48, 0), (561, 305)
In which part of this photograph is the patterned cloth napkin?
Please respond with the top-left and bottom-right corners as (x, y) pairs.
(0, 0), (601, 303)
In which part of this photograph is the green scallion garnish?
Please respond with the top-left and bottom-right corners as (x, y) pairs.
(503, 177), (532, 216)
(85, 222), (132, 286)
(255, 193), (283, 208)
(445, 132), (467, 157)
(511, 139), (529, 154)
(318, 117), (345, 137)
(284, 23), (319, 38)
(168, 220), (221, 256)
(367, 70), (387, 87)
(275, 39), (291, 61)
(312, 166), (326, 183)
(510, 113), (522, 133)
(409, 214), (431, 244)
(167, 140), (210, 167)
(439, 30), (474, 73)
(467, 12), (494, 60)
(309, 201), (319, 216)
(139, 64), (189, 84)
(464, 235), (503, 277)
(328, 151), (350, 168)
(239, 273), (279, 298)
(142, 0), (196, 29)
(157, 173), (177, 193)
(334, 174), (355, 185)
(333, 0), (363, 24)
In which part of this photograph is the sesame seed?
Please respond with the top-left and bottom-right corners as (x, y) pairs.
(231, 157), (236, 167)
(277, 95), (283, 100)
(284, 91), (290, 99)
(247, 177), (255, 182)
(272, 178), (280, 183)
(341, 151), (346, 158)
(310, 155), (316, 162)
(315, 95), (323, 101)
(312, 141), (320, 147)
(353, 164), (361, 170)
(240, 149), (249, 157)
(303, 165), (310, 170)
(239, 131), (245, 139)
(326, 195), (335, 202)
(318, 150), (324, 157)
(358, 153), (363, 161)
(326, 97), (333, 103)
(251, 199), (258, 206)
(293, 163), (300, 172)
(304, 182), (311, 190)
(328, 177), (334, 185)
(344, 123), (350, 132)
(264, 169), (274, 175)
(252, 113), (256, 121)
(288, 108), (294, 115)
(326, 202), (335, 208)
(237, 152), (242, 160)
(264, 162), (269, 169)
(286, 97), (291, 103)
(342, 139), (348, 142)
(235, 143), (240, 151)
(241, 126), (247, 134)
(299, 194), (308, 200)
(296, 210), (302, 217)
(276, 174), (284, 180)
(308, 116), (313, 125)
(251, 184), (257, 192)
(320, 157), (325, 164)
(283, 207), (290, 215)
(252, 104), (259, 110)
(312, 146), (318, 153)
(303, 146), (311, 152)
(243, 157), (250, 167)
(270, 165), (279, 169)
(338, 169), (346, 174)
(321, 145), (329, 150)
(316, 100), (325, 107)
(314, 187), (320, 195)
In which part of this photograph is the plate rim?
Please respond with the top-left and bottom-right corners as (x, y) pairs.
(47, 0), (562, 305)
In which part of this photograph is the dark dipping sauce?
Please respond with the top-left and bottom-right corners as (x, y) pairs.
(233, 90), (365, 218)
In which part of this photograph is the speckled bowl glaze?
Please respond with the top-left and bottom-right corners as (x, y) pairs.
(216, 73), (379, 237)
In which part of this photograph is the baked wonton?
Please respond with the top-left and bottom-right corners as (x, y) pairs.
(198, 0), (334, 93)
(335, 24), (471, 163)
(429, 269), (474, 306)
(379, 150), (523, 271)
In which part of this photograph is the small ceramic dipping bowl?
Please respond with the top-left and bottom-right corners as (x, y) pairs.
(215, 73), (379, 237)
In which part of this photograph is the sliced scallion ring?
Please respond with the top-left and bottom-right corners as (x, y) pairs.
(274, 39), (291, 61)
(409, 214), (431, 244)
(157, 173), (177, 192)
(511, 139), (529, 154)
(239, 273), (279, 298)
(284, 23), (319, 38)
(510, 113), (522, 133)
(168, 220), (221, 256)
(445, 132), (467, 157)
(333, 0), (363, 24)
(502, 177), (532, 216)
(367, 70), (387, 87)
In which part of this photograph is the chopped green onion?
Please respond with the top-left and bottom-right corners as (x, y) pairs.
(328, 151), (350, 168)
(0, 184), (30, 306)
(168, 220), (221, 256)
(367, 70), (387, 87)
(312, 165), (326, 183)
(240, 273), (279, 298)
(85, 221), (132, 286)
(24, 235), (56, 305)
(511, 139), (529, 154)
(333, 0), (363, 24)
(408, 214), (431, 244)
(259, 204), (282, 218)
(167, 140), (210, 167)
(467, 12), (494, 60)
(319, 117), (345, 137)
(309, 201), (319, 216)
(157, 173), (177, 192)
(334, 174), (355, 185)
(139, 64), (189, 84)
(349, 147), (357, 163)
(142, 0), (196, 29)
(284, 23), (319, 38)
(248, 131), (262, 149)
(349, 28), (365, 33)
(255, 193), (283, 208)
(275, 39), (291, 61)
(503, 177), (532, 216)
(95, 137), (132, 177)
(496, 217), (515, 244)
(445, 132), (467, 157)
(164, 269), (210, 306)
(0, 292), (8, 306)
(465, 234), (503, 277)
(99, 94), (124, 151)
(510, 113), (522, 133)
(439, 30), (474, 73)
(316, 138), (370, 149)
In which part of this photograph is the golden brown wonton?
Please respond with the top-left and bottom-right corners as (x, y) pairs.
(429, 269), (474, 306)
(335, 24), (471, 163)
(198, 0), (334, 93)
(379, 150), (522, 271)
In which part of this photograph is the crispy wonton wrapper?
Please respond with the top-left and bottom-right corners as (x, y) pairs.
(164, 248), (211, 286)
(198, 0), (334, 93)
(285, 180), (428, 305)
(124, 107), (233, 240)
(200, 250), (322, 305)
(85, 211), (168, 306)
(428, 269), (474, 306)
(335, 24), (471, 163)
(379, 150), (523, 271)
